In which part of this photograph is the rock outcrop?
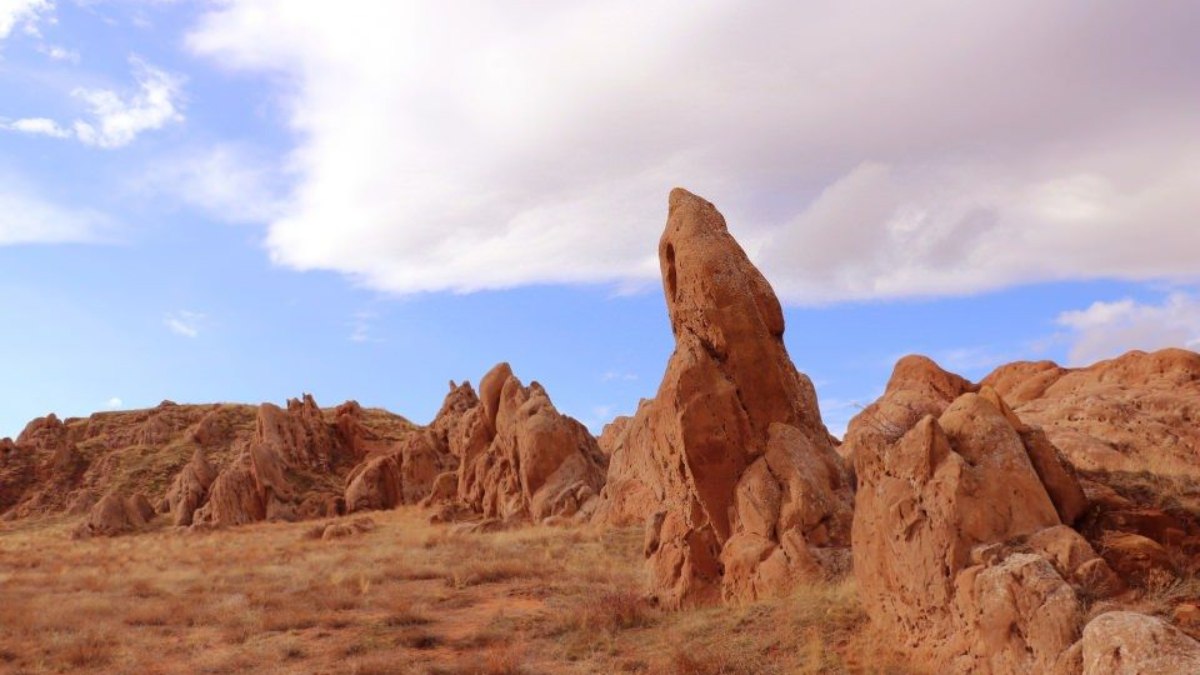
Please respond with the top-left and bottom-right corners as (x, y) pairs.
(597, 189), (852, 607)
(74, 492), (156, 538)
(163, 449), (217, 526)
(0, 397), (415, 531)
(340, 382), (473, 514)
(846, 350), (1200, 672)
(344, 430), (455, 512)
(845, 352), (1117, 672)
(448, 363), (607, 524)
(982, 349), (1200, 474)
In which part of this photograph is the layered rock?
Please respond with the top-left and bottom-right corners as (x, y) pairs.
(597, 189), (852, 607)
(847, 354), (1108, 672)
(448, 363), (607, 523)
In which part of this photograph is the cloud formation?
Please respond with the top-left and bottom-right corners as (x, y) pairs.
(0, 0), (51, 40)
(0, 172), (109, 245)
(188, 2), (1199, 302)
(1057, 293), (1200, 366)
(4, 57), (184, 149)
(135, 144), (283, 223)
(164, 310), (204, 338)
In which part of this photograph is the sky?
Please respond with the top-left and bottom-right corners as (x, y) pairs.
(1, 1), (1198, 439)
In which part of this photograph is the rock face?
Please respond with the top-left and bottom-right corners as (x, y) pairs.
(163, 449), (217, 526)
(846, 351), (1200, 672)
(341, 382), (474, 514)
(982, 349), (1200, 474)
(344, 430), (455, 513)
(448, 363), (607, 523)
(195, 395), (380, 526)
(847, 356), (1110, 673)
(597, 189), (852, 607)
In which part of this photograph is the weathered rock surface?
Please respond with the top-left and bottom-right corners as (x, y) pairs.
(0, 397), (415, 531)
(847, 349), (1200, 672)
(340, 382), (472, 514)
(449, 363), (607, 523)
(1081, 611), (1200, 674)
(74, 492), (156, 538)
(344, 430), (455, 512)
(597, 189), (852, 607)
(163, 448), (217, 526)
(982, 348), (1200, 474)
(847, 356), (1102, 672)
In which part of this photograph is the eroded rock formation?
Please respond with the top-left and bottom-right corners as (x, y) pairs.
(447, 363), (607, 524)
(848, 351), (1200, 672)
(848, 371), (1100, 672)
(74, 492), (156, 538)
(0, 397), (415, 531)
(982, 349), (1200, 474)
(597, 188), (852, 607)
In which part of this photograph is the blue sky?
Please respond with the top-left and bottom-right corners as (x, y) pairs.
(1, 2), (1198, 439)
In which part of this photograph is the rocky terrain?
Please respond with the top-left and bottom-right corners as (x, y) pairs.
(2, 189), (1199, 673)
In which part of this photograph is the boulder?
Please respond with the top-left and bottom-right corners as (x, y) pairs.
(192, 462), (265, 527)
(1081, 611), (1200, 674)
(74, 492), (155, 538)
(597, 189), (851, 607)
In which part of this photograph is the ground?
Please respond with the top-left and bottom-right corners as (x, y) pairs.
(0, 508), (914, 674)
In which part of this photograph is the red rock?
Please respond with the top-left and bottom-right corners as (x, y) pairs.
(597, 189), (851, 607)
(848, 365), (1084, 672)
(596, 416), (631, 456)
(983, 349), (1200, 474)
(453, 364), (606, 523)
(1096, 531), (1176, 586)
(192, 462), (264, 527)
(164, 449), (217, 526)
(74, 492), (156, 538)
(1082, 611), (1200, 674)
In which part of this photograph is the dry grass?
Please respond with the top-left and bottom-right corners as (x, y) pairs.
(0, 508), (912, 674)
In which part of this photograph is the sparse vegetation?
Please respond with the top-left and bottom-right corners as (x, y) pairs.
(0, 508), (913, 673)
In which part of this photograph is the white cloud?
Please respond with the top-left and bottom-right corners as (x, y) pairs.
(134, 144), (283, 223)
(4, 57), (183, 148)
(347, 310), (381, 343)
(188, 2), (1200, 301)
(2, 116), (70, 138)
(0, 0), (52, 40)
(0, 172), (109, 244)
(1056, 293), (1200, 366)
(601, 370), (638, 383)
(164, 310), (203, 338)
(72, 57), (184, 148)
(39, 44), (78, 62)
(106, 397), (122, 409)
